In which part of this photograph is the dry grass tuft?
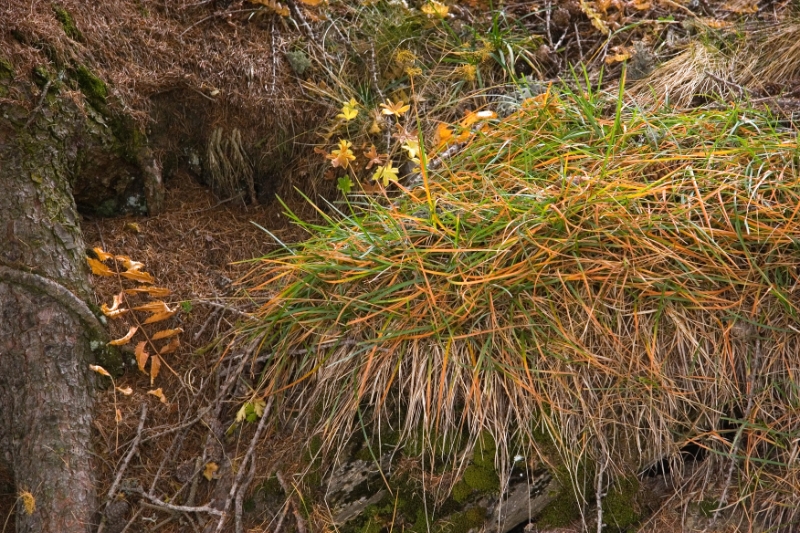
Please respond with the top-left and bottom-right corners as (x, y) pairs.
(235, 86), (800, 529)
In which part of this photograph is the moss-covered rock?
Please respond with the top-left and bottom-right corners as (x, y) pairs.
(602, 477), (641, 532)
(75, 64), (107, 106)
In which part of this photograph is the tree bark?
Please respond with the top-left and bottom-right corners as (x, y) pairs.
(0, 77), (107, 532)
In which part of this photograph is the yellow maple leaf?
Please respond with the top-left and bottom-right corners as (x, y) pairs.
(108, 326), (138, 346)
(402, 140), (421, 160)
(421, 0), (449, 17)
(328, 139), (356, 168)
(380, 99), (410, 116)
(372, 163), (400, 186)
(203, 462), (219, 481)
(364, 145), (385, 169)
(337, 98), (359, 121)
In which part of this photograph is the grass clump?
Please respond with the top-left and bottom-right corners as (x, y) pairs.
(238, 81), (800, 528)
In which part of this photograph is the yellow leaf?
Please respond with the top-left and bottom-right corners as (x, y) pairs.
(150, 355), (162, 385)
(147, 387), (167, 404)
(380, 100), (410, 116)
(133, 301), (172, 313)
(203, 462), (219, 481)
(152, 328), (184, 341)
(116, 386), (133, 395)
(101, 292), (128, 319)
(144, 310), (178, 324)
(18, 490), (35, 516)
(89, 364), (112, 377)
(328, 138), (356, 168)
(135, 341), (149, 373)
(108, 326), (138, 346)
(87, 257), (115, 277)
(336, 98), (359, 121)
(435, 123), (454, 148)
(120, 270), (154, 284)
(372, 163), (400, 187)
(159, 337), (181, 355)
(116, 256), (144, 271)
(125, 287), (171, 298)
(124, 222), (141, 233)
(402, 140), (421, 160)
(421, 0), (449, 17)
(92, 247), (114, 261)
(580, 0), (610, 34)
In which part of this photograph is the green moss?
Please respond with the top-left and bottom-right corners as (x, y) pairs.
(536, 490), (582, 528)
(0, 57), (13, 78)
(75, 65), (107, 106)
(462, 464), (499, 493)
(602, 477), (640, 532)
(285, 50), (312, 75)
(451, 480), (472, 503)
(52, 5), (83, 41)
(437, 506), (486, 533)
(472, 431), (496, 469)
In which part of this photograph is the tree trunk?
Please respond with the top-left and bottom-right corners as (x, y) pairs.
(0, 76), (110, 532)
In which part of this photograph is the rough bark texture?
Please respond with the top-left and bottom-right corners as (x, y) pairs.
(0, 63), (134, 532)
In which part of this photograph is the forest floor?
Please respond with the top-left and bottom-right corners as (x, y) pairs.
(4, 0), (800, 531)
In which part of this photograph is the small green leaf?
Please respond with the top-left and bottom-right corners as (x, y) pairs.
(337, 175), (353, 194)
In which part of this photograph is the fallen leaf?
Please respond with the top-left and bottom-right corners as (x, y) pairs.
(124, 287), (171, 297)
(152, 327), (184, 341)
(116, 386), (133, 395)
(159, 337), (181, 355)
(89, 364), (112, 377)
(87, 257), (115, 277)
(120, 270), (155, 284)
(147, 387), (167, 404)
(18, 490), (35, 516)
(336, 98), (359, 121)
(435, 123), (454, 148)
(421, 0), (449, 17)
(135, 341), (149, 373)
(372, 163), (400, 187)
(133, 301), (173, 313)
(108, 326), (138, 346)
(328, 138), (356, 168)
(92, 247), (114, 261)
(364, 145), (385, 169)
(115, 408), (123, 423)
(144, 310), (178, 324)
(150, 355), (161, 385)
(203, 462), (219, 481)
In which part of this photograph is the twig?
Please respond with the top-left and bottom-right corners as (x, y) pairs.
(276, 471), (307, 533)
(179, 8), (258, 37)
(213, 396), (274, 532)
(196, 299), (254, 319)
(235, 455), (257, 533)
(136, 489), (224, 516)
(285, 0), (316, 41)
(107, 404), (148, 501)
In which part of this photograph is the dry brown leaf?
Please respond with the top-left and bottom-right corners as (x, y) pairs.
(144, 310), (178, 324)
(150, 354), (161, 385)
(115, 255), (145, 271)
(108, 326), (138, 346)
(147, 388), (167, 404)
(116, 386), (133, 395)
(92, 247), (114, 261)
(115, 409), (123, 423)
(133, 301), (172, 313)
(135, 341), (149, 373)
(124, 287), (171, 297)
(120, 270), (155, 284)
(203, 462), (219, 481)
(159, 337), (181, 355)
(87, 257), (115, 277)
(89, 364), (111, 377)
(101, 292), (129, 318)
(152, 328), (184, 341)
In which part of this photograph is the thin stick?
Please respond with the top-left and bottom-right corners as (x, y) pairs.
(136, 489), (224, 516)
(107, 404), (148, 501)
